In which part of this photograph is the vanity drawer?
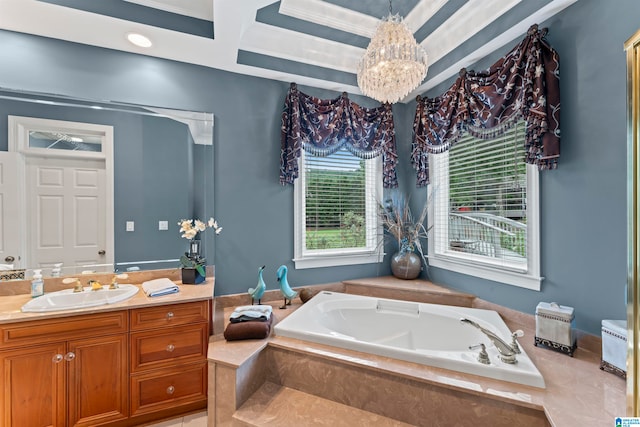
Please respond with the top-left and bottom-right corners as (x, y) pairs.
(130, 361), (207, 416)
(0, 311), (128, 349)
(130, 301), (208, 330)
(130, 323), (208, 372)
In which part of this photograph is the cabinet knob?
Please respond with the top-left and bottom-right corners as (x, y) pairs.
(166, 311), (174, 320)
(166, 385), (175, 395)
(64, 352), (76, 362)
(52, 354), (63, 363)
(166, 344), (175, 352)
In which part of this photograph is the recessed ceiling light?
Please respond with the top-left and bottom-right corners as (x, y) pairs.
(127, 33), (152, 48)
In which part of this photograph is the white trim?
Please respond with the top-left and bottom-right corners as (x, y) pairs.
(293, 251), (383, 269)
(0, 0), (577, 104)
(293, 150), (383, 270)
(427, 253), (542, 291)
(428, 157), (541, 291)
(123, 0), (213, 21)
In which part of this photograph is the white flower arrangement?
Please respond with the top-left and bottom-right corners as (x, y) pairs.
(178, 217), (222, 240)
(178, 217), (222, 276)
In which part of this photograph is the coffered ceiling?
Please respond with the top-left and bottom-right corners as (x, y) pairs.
(0, 0), (578, 103)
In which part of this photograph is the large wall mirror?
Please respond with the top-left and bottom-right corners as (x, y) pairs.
(0, 88), (214, 279)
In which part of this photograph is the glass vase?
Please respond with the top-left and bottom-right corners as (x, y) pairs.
(390, 251), (422, 280)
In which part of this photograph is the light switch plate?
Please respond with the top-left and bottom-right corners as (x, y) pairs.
(158, 220), (168, 230)
(126, 221), (134, 232)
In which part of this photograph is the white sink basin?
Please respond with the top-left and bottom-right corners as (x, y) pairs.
(21, 284), (139, 312)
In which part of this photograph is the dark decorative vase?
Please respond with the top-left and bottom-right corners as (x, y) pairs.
(390, 251), (422, 279)
(181, 267), (205, 285)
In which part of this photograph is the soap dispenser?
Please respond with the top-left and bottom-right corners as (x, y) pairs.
(31, 269), (44, 298)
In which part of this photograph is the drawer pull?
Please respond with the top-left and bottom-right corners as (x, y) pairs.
(64, 352), (76, 362)
(166, 311), (174, 320)
(166, 344), (175, 352)
(166, 385), (175, 395)
(52, 354), (63, 363)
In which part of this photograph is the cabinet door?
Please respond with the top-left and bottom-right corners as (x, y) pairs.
(67, 334), (128, 427)
(0, 342), (66, 427)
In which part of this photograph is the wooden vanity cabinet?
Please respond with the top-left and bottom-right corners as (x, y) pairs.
(0, 299), (210, 427)
(0, 311), (129, 427)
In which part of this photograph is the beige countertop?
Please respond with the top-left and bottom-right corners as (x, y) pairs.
(0, 278), (213, 324)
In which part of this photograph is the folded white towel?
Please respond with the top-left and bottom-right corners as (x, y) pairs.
(229, 304), (272, 321)
(233, 305), (273, 314)
(0, 264), (14, 271)
(142, 278), (179, 297)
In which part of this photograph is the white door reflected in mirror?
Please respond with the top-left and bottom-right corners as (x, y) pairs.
(9, 116), (114, 272)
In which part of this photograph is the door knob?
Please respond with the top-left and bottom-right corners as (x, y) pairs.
(4, 256), (14, 262)
(98, 250), (106, 255)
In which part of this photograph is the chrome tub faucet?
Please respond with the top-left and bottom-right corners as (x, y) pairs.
(460, 318), (522, 364)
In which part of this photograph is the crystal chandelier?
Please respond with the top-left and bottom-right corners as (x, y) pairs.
(357, 1), (428, 104)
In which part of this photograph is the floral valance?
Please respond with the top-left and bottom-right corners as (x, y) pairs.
(411, 24), (561, 187)
(280, 83), (398, 188)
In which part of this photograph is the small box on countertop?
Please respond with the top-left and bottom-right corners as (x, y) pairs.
(534, 301), (577, 356)
(600, 319), (627, 379)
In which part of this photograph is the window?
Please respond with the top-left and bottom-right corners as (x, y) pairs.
(428, 121), (541, 290)
(293, 148), (383, 269)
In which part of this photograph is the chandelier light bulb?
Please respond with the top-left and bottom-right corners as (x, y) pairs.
(357, 14), (428, 104)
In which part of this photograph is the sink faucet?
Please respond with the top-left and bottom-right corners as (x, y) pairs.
(460, 318), (518, 364)
(89, 280), (103, 291)
(109, 273), (129, 289)
(62, 278), (84, 293)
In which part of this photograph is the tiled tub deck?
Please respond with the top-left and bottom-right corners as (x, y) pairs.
(208, 277), (625, 426)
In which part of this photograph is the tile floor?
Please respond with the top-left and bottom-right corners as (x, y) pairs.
(145, 411), (207, 427)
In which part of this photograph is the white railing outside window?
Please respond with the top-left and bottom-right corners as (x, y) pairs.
(428, 121), (542, 290)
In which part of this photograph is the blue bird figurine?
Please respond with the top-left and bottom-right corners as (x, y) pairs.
(276, 265), (298, 309)
(248, 265), (267, 304)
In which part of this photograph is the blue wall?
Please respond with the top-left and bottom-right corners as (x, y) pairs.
(0, 0), (635, 334)
(402, 0), (637, 334)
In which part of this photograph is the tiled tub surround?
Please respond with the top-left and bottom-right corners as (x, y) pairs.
(275, 291), (545, 388)
(208, 277), (625, 426)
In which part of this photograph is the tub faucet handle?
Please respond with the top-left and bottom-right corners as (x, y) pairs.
(469, 343), (490, 365)
(460, 318), (517, 364)
(510, 330), (524, 354)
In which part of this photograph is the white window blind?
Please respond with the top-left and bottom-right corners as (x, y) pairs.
(293, 147), (382, 269)
(429, 121), (542, 290)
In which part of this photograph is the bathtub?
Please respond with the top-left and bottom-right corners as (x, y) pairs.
(274, 291), (545, 388)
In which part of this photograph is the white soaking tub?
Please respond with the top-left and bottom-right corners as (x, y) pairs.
(274, 291), (545, 388)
